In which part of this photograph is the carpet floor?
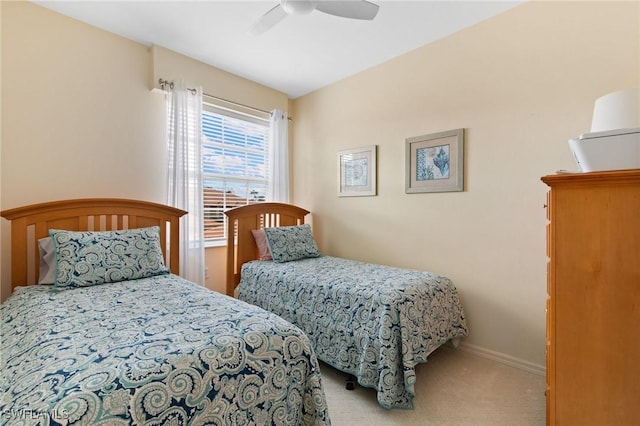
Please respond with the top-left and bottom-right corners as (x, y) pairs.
(319, 345), (546, 425)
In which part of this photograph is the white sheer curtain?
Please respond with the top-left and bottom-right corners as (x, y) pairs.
(166, 80), (205, 285)
(267, 109), (290, 202)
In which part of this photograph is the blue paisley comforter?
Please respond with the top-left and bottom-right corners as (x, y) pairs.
(238, 256), (468, 409)
(0, 275), (330, 425)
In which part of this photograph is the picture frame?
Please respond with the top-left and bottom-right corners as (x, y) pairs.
(405, 128), (464, 193)
(338, 145), (377, 197)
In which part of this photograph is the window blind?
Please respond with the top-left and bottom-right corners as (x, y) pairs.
(202, 102), (270, 242)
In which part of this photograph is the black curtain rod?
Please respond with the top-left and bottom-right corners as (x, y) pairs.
(158, 78), (290, 120)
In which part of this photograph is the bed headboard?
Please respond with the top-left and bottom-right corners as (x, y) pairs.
(1, 198), (187, 292)
(225, 202), (309, 297)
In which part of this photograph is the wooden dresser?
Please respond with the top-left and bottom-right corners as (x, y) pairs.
(542, 170), (640, 425)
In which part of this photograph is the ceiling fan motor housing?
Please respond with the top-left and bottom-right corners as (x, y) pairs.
(281, 0), (319, 15)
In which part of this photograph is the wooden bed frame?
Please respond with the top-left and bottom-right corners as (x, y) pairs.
(225, 202), (309, 296)
(1, 198), (187, 292)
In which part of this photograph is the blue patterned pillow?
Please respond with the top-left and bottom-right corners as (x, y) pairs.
(49, 226), (169, 289)
(263, 224), (320, 263)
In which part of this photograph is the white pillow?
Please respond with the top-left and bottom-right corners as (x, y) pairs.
(38, 236), (55, 285)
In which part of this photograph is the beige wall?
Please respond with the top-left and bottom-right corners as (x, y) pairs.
(0, 1), (288, 300)
(291, 1), (640, 368)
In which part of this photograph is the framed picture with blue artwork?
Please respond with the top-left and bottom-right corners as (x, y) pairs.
(338, 145), (377, 197)
(405, 128), (464, 193)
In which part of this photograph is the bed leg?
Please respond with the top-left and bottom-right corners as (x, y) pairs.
(345, 375), (356, 391)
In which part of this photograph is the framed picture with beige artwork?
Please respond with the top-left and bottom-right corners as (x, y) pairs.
(338, 145), (377, 197)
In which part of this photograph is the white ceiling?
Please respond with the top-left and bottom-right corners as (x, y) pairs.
(33, 1), (522, 99)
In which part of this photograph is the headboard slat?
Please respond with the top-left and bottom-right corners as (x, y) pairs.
(11, 218), (29, 287)
(34, 222), (48, 283)
(80, 215), (90, 231)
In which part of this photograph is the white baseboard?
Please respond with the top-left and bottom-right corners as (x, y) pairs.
(457, 342), (546, 376)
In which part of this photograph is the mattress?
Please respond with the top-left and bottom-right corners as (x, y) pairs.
(238, 255), (469, 409)
(0, 274), (330, 425)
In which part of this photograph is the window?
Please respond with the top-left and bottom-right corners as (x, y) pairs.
(202, 101), (270, 243)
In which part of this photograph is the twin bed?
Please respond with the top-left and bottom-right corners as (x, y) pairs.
(0, 198), (468, 424)
(225, 203), (468, 409)
(0, 199), (330, 425)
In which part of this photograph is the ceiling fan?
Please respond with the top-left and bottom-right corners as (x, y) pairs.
(249, 0), (380, 35)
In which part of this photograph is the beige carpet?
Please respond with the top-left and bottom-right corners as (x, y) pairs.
(319, 345), (546, 426)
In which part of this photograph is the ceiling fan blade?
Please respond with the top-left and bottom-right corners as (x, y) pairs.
(315, 1), (379, 20)
(249, 4), (288, 35)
